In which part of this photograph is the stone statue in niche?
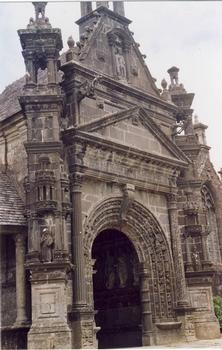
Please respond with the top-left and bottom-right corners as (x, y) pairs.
(105, 251), (115, 290)
(192, 245), (202, 271)
(114, 36), (127, 80)
(40, 227), (54, 262)
(117, 253), (128, 288)
(131, 256), (139, 286)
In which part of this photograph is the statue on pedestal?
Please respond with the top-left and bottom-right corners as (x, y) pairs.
(40, 227), (54, 262)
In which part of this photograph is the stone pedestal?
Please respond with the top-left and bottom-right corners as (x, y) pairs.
(70, 308), (95, 348)
(27, 263), (72, 349)
(187, 279), (220, 340)
(139, 262), (154, 346)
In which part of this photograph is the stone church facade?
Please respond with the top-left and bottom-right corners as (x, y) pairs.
(1, 2), (222, 349)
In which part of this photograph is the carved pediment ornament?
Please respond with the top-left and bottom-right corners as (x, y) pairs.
(107, 29), (132, 53)
(77, 75), (103, 102)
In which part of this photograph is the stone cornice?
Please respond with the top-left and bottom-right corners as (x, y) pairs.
(0, 225), (27, 235)
(82, 167), (171, 195)
(76, 107), (190, 165)
(60, 61), (178, 114)
(25, 141), (62, 154)
(75, 5), (132, 26)
(78, 106), (139, 132)
(63, 129), (188, 169)
(19, 93), (63, 106)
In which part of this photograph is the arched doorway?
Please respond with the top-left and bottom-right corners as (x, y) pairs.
(92, 229), (142, 349)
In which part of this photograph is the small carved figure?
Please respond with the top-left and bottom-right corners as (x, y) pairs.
(116, 53), (127, 79)
(105, 251), (115, 289)
(192, 246), (201, 271)
(113, 36), (127, 80)
(117, 254), (128, 288)
(40, 227), (54, 262)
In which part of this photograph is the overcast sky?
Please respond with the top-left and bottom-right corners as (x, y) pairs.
(0, 1), (221, 171)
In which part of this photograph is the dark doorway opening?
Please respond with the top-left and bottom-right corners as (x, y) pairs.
(92, 229), (142, 348)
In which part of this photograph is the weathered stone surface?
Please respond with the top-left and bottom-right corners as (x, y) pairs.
(1, 2), (222, 349)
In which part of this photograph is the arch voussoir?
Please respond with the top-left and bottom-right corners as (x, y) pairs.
(83, 196), (176, 321)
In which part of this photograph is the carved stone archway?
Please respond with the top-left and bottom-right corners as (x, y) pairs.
(83, 196), (176, 322)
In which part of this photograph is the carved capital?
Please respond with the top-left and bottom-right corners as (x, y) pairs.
(70, 172), (84, 192)
(14, 233), (26, 247)
(69, 143), (87, 167)
(167, 192), (177, 209)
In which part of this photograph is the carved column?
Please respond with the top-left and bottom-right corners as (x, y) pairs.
(14, 233), (28, 325)
(185, 235), (194, 272)
(47, 58), (56, 84)
(167, 193), (189, 308)
(139, 262), (154, 346)
(201, 230), (212, 270)
(71, 172), (87, 308)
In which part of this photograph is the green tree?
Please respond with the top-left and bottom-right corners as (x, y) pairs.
(213, 296), (222, 330)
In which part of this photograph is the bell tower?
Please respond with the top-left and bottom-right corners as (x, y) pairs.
(18, 2), (72, 349)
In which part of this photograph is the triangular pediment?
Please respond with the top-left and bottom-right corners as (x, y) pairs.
(76, 7), (160, 97)
(78, 107), (189, 165)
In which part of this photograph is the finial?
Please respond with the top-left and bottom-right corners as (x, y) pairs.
(33, 2), (47, 21)
(96, 1), (109, 8)
(28, 2), (51, 28)
(80, 2), (92, 17)
(67, 36), (75, 49)
(167, 66), (179, 86)
(161, 78), (167, 90)
(113, 1), (125, 16)
(194, 114), (199, 124)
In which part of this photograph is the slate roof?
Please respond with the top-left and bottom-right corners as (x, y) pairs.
(0, 76), (25, 122)
(0, 68), (64, 122)
(0, 171), (26, 226)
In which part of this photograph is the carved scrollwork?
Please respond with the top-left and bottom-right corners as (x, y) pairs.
(83, 197), (176, 321)
(70, 172), (84, 189)
(77, 75), (103, 102)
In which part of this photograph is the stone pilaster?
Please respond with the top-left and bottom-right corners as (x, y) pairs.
(139, 262), (154, 346)
(14, 233), (28, 325)
(185, 235), (194, 272)
(70, 171), (87, 308)
(167, 192), (190, 308)
(70, 171), (94, 348)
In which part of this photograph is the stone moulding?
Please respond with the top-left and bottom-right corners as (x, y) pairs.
(155, 321), (182, 330)
(63, 130), (189, 169)
(60, 60), (178, 114)
(83, 196), (176, 321)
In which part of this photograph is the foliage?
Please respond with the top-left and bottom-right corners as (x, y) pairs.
(213, 296), (222, 330)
